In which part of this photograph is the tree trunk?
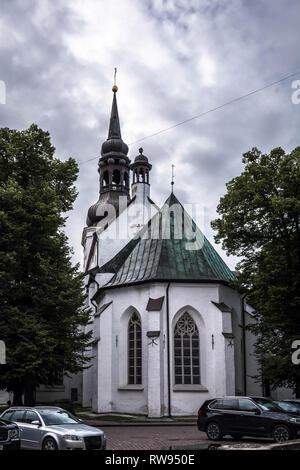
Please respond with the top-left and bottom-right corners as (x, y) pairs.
(24, 382), (36, 406)
(12, 385), (23, 405)
(263, 378), (271, 397)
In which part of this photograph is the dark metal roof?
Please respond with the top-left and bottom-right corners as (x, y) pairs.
(146, 296), (165, 311)
(95, 301), (113, 317)
(211, 301), (233, 312)
(134, 148), (148, 163)
(131, 148), (152, 169)
(100, 192), (237, 288)
(222, 332), (235, 338)
(146, 331), (160, 337)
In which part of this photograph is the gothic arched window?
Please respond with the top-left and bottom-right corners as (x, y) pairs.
(128, 312), (142, 385)
(174, 312), (200, 385)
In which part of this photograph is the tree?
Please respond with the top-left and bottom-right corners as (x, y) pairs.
(211, 146), (300, 396)
(0, 124), (92, 405)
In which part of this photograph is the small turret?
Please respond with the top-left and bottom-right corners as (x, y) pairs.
(130, 148), (152, 185)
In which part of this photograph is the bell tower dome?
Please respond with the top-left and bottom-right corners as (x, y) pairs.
(130, 147), (152, 215)
(130, 147), (152, 186)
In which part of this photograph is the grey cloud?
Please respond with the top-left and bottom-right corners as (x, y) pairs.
(1, 0), (300, 271)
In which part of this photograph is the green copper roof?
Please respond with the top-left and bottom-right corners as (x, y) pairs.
(100, 193), (236, 288)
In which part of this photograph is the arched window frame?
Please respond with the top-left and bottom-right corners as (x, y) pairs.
(128, 312), (142, 385)
(174, 312), (200, 385)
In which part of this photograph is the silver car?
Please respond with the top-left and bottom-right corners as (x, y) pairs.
(0, 406), (106, 450)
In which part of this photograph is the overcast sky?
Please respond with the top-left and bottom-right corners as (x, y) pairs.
(1, 0), (300, 269)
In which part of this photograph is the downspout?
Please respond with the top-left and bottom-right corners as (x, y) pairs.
(90, 276), (100, 315)
(91, 298), (98, 315)
(89, 277), (100, 412)
(166, 282), (171, 418)
(241, 293), (247, 395)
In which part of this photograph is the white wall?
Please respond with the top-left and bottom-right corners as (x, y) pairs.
(167, 283), (236, 415)
(95, 185), (157, 273)
(90, 281), (251, 416)
(0, 390), (10, 405)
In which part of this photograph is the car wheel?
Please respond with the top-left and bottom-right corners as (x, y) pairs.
(230, 434), (243, 440)
(42, 437), (58, 450)
(206, 422), (223, 441)
(272, 425), (291, 443)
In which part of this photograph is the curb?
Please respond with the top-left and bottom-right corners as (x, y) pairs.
(218, 439), (300, 451)
(83, 420), (197, 427)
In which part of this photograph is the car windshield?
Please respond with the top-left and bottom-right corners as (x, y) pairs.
(277, 402), (300, 412)
(287, 401), (300, 407)
(252, 398), (282, 411)
(38, 410), (81, 426)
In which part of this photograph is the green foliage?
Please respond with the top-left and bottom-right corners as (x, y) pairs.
(211, 146), (300, 394)
(0, 124), (92, 400)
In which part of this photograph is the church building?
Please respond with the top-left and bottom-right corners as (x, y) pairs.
(0, 84), (294, 409)
(81, 83), (264, 417)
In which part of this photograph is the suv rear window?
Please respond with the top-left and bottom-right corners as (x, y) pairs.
(210, 399), (239, 410)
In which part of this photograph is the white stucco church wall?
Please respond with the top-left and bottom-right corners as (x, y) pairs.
(83, 280), (263, 417)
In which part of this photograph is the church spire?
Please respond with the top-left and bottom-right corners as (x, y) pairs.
(100, 75), (129, 159)
(108, 71), (122, 139)
(107, 91), (121, 139)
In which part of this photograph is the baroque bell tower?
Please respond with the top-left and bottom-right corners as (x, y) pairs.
(86, 83), (131, 228)
(83, 77), (156, 274)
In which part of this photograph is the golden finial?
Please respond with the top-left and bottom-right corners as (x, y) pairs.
(112, 67), (118, 92)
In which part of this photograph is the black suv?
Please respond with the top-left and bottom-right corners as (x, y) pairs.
(198, 396), (300, 443)
(0, 417), (20, 450)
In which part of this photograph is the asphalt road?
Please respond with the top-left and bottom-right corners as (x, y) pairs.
(97, 425), (274, 450)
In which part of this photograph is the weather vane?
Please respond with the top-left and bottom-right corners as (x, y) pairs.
(112, 67), (118, 92)
(171, 164), (175, 192)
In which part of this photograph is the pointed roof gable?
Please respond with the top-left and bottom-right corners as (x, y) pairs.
(99, 192), (236, 288)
